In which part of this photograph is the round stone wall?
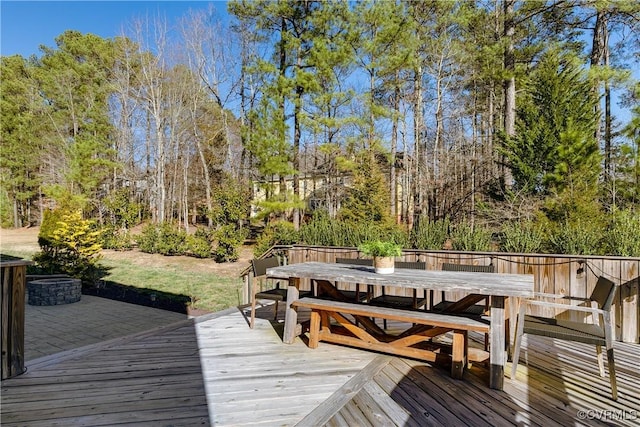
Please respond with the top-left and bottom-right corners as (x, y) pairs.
(27, 278), (82, 306)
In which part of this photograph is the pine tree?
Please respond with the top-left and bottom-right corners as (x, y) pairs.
(501, 49), (600, 196)
(338, 152), (391, 225)
(34, 31), (118, 210)
(0, 55), (43, 226)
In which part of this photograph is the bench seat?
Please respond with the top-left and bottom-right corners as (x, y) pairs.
(291, 297), (490, 379)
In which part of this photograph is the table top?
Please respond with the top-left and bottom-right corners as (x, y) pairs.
(267, 261), (534, 297)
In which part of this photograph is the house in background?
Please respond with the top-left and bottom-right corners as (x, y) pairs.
(250, 151), (414, 224)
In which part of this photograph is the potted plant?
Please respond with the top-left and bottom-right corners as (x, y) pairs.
(358, 240), (402, 274)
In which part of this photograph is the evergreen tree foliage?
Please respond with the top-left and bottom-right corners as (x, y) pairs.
(253, 220), (299, 257)
(298, 210), (408, 249)
(410, 219), (450, 251)
(0, 55), (44, 226)
(34, 31), (118, 209)
(450, 221), (493, 252)
(602, 208), (640, 257)
(209, 182), (251, 262)
(501, 49), (600, 196)
(210, 184), (250, 227)
(214, 224), (248, 262)
(338, 155), (391, 224)
(103, 188), (141, 230)
(614, 102), (640, 209)
(500, 220), (545, 254)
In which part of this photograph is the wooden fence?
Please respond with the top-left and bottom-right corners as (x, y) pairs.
(242, 245), (639, 343)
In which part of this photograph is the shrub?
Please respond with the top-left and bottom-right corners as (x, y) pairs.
(254, 220), (299, 257)
(215, 224), (248, 262)
(450, 222), (493, 251)
(602, 209), (640, 256)
(0, 188), (13, 228)
(101, 226), (134, 251)
(33, 209), (102, 284)
(136, 223), (159, 253)
(103, 188), (141, 229)
(155, 223), (188, 256)
(298, 214), (346, 246)
(298, 212), (407, 248)
(383, 226), (410, 248)
(187, 228), (213, 258)
(210, 185), (250, 226)
(547, 219), (603, 255)
(136, 223), (188, 256)
(37, 207), (66, 248)
(411, 218), (450, 250)
(500, 221), (545, 253)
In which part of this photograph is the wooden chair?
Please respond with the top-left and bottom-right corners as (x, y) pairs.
(431, 263), (495, 350)
(511, 276), (618, 400)
(330, 258), (373, 302)
(431, 263), (495, 315)
(368, 261), (428, 329)
(250, 257), (310, 329)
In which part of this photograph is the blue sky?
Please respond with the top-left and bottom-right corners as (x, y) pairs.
(1, 1), (226, 57)
(1, 1), (635, 127)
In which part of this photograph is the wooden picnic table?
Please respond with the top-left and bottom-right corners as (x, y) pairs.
(266, 261), (534, 390)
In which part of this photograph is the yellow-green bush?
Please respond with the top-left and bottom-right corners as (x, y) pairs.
(33, 209), (102, 284)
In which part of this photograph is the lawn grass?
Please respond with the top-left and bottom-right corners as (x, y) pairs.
(1, 248), (244, 313)
(1, 249), (36, 260)
(98, 258), (244, 313)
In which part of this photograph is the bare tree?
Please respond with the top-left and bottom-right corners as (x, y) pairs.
(129, 15), (171, 223)
(180, 6), (240, 178)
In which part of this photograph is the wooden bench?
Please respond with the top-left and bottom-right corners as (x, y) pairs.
(291, 297), (490, 379)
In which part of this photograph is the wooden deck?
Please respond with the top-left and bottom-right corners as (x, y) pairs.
(2, 303), (639, 426)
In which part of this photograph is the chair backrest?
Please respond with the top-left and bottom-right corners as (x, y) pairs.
(442, 262), (495, 273)
(589, 276), (617, 311)
(335, 258), (373, 266)
(396, 261), (426, 270)
(252, 256), (280, 277)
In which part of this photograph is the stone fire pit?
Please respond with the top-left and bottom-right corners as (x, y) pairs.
(27, 278), (82, 306)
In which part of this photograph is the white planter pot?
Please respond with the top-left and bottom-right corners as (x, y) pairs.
(374, 256), (395, 274)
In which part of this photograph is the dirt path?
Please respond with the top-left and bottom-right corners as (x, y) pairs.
(0, 227), (254, 277)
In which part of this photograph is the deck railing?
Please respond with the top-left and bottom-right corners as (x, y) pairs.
(241, 245), (639, 343)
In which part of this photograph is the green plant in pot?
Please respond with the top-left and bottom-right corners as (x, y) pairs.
(358, 240), (402, 274)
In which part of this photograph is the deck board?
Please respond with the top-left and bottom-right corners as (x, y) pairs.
(2, 303), (639, 426)
(198, 310), (377, 426)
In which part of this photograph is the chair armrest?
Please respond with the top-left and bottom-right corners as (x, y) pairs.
(531, 292), (590, 303)
(522, 299), (605, 316)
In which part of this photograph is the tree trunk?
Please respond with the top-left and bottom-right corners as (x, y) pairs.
(182, 153), (189, 231)
(195, 137), (213, 228)
(278, 17), (288, 222)
(590, 9), (606, 146)
(292, 50), (303, 230)
(434, 57), (445, 220)
(503, 0), (516, 188)
(156, 125), (166, 224)
(390, 75), (399, 223)
(604, 19), (612, 185)
(145, 112), (155, 223)
(13, 197), (20, 228)
(413, 65), (424, 221)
